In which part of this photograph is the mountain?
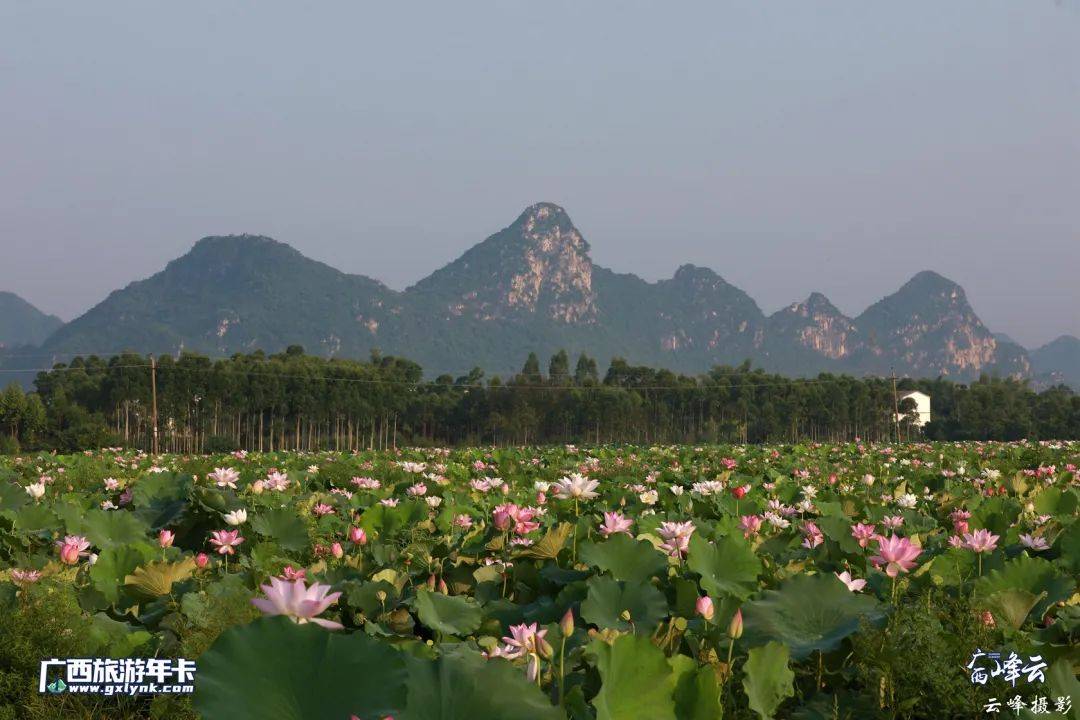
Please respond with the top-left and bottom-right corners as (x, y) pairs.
(1031, 335), (1080, 388)
(42, 235), (400, 359)
(852, 271), (1030, 378)
(0, 292), (64, 349)
(31, 203), (1042, 381)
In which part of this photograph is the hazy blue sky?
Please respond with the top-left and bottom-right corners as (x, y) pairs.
(1, 1), (1077, 347)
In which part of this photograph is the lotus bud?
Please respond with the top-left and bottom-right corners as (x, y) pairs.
(349, 526), (368, 545)
(376, 590), (387, 604)
(438, 577), (448, 595)
(536, 491), (547, 505)
(560, 608), (575, 637)
(331, 542), (344, 559)
(728, 608), (743, 639)
(540, 638), (554, 659)
(695, 595), (714, 621)
(251, 480), (265, 494)
(195, 552), (210, 569)
(427, 574), (437, 591)
(619, 609), (632, 622)
(492, 508), (512, 531)
(158, 529), (175, 548)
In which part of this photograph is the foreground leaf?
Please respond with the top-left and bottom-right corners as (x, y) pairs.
(579, 534), (668, 583)
(742, 641), (795, 720)
(194, 616), (408, 720)
(588, 634), (677, 720)
(741, 574), (884, 660)
(414, 589), (482, 636)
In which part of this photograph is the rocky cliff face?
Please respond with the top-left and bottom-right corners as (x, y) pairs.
(409, 203), (598, 324)
(30, 203), (1040, 380)
(853, 271), (1028, 377)
(767, 293), (859, 360)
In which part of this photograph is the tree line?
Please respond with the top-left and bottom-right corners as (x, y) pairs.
(1, 346), (1078, 452)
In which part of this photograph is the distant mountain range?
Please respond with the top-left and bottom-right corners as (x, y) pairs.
(0, 291), (63, 349)
(2, 203), (1078, 386)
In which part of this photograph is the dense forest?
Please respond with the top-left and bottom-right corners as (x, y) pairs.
(1, 346), (1078, 453)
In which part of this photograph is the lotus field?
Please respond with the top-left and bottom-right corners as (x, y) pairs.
(1, 442), (1078, 720)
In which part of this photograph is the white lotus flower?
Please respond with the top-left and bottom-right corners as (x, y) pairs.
(224, 508), (247, 526)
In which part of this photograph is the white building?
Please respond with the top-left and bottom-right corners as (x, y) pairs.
(897, 390), (931, 428)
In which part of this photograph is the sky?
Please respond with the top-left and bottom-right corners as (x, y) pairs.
(1, 1), (1078, 348)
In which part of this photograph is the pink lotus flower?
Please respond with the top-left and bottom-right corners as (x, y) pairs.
(209, 529), (244, 555)
(500, 622), (548, 660)
(948, 535), (965, 548)
(881, 515), (904, 530)
(658, 521), (696, 558)
(453, 514), (473, 529)
(209, 467), (239, 489)
(1019, 533), (1049, 551)
(870, 535), (922, 577)
(10, 568), (42, 586)
(195, 552), (210, 568)
(158, 530), (175, 548)
(56, 535), (91, 565)
(349, 526), (368, 545)
(730, 484), (750, 499)
(739, 515), (763, 538)
(251, 577), (343, 630)
(962, 529), (999, 554)
(850, 523), (877, 548)
(313, 503), (336, 517)
(599, 511), (633, 537)
(282, 565), (306, 580)
(835, 571), (866, 592)
(552, 474), (600, 500)
(801, 521), (824, 549)
(331, 542), (344, 559)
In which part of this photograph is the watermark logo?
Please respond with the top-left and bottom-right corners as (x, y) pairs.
(38, 657), (196, 696)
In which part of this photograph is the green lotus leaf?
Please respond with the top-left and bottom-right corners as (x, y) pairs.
(131, 472), (192, 507)
(687, 532), (761, 600)
(194, 616), (408, 720)
(974, 554), (1075, 622)
(79, 509), (151, 549)
(13, 503), (60, 532)
(250, 506), (310, 552)
(983, 588), (1044, 632)
(415, 589), (482, 636)
(579, 534), (669, 583)
(0, 481), (29, 514)
(404, 645), (565, 720)
(580, 575), (668, 634)
(741, 574), (885, 660)
(669, 654), (723, 720)
(358, 500), (428, 539)
(87, 613), (152, 656)
(743, 641), (795, 720)
(89, 544), (155, 604)
(587, 634), (677, 720)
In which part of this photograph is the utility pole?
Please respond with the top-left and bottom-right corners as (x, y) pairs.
(150, 354), (159, 455)
(890, 367), (901, 444)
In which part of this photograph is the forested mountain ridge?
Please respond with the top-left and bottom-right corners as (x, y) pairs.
(0, 292), (63, 349)
(11, 202), (1075, 383)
